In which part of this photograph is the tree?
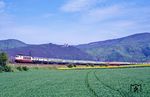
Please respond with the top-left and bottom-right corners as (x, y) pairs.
(0, 52), (8, 66)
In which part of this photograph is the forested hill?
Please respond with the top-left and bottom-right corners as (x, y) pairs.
(0, 39), (28, 50)
(76, 33), (150, 62)
(1, 33), (150, 62)
(4, 43), (93, 60)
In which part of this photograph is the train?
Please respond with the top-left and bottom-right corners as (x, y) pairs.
(14, 54), (134, 65)
(15, 54), (105, 65)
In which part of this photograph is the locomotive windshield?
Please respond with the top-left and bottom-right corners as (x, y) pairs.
(23, 56), (31, 60)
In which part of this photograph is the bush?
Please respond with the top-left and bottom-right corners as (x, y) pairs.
(0, 52), (8, 66)
(16, 66), (29, 71)
(0, 66), (3, 72)
(67, 64), (73, 68)
(0, 65), (14, 72)
(22, 66), (29, 71)
(4, 65), (13, 72)
(16, 66), (23, 71)
(90, 64), (95, 67)
(0, 52), (10, 73)
(73, 64), (76, 67)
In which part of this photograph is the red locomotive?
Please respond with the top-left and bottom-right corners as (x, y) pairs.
(15, 55), (32, 63)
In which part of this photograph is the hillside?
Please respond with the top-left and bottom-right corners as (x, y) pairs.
(0, 39), (28, 50)
(1, 33), (150, 62)
(5, 43), (93, 60)
(77, 33), (150, 62)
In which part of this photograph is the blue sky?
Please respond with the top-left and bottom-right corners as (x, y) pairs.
(0, 0), (150, 45)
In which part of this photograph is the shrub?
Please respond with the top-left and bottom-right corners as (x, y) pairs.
(22, 66), (29, 71)
(73, 64), (76, 67)
(3, 65), (13, 72)
(16, 66), (23, 71)
(16, 66), (29, 71)
(0, 66), (3, 72)
(90, 64), (94, 67)
(0, 52), (10, 72)
(67, 64), (73, 68)
(0, 52), (8, 66)
(0, 65), (14, 72)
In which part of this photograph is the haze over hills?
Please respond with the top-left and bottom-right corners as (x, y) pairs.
(0, 39), (28, 50)
(77, 32), (150, 62)
(1, 32), (150, 62)
(3, 43), (93, 60)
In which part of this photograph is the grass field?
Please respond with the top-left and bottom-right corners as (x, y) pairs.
(0, 67), (150, 97)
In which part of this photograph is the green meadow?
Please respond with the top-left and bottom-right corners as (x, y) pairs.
(0, 67), (150, 97)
